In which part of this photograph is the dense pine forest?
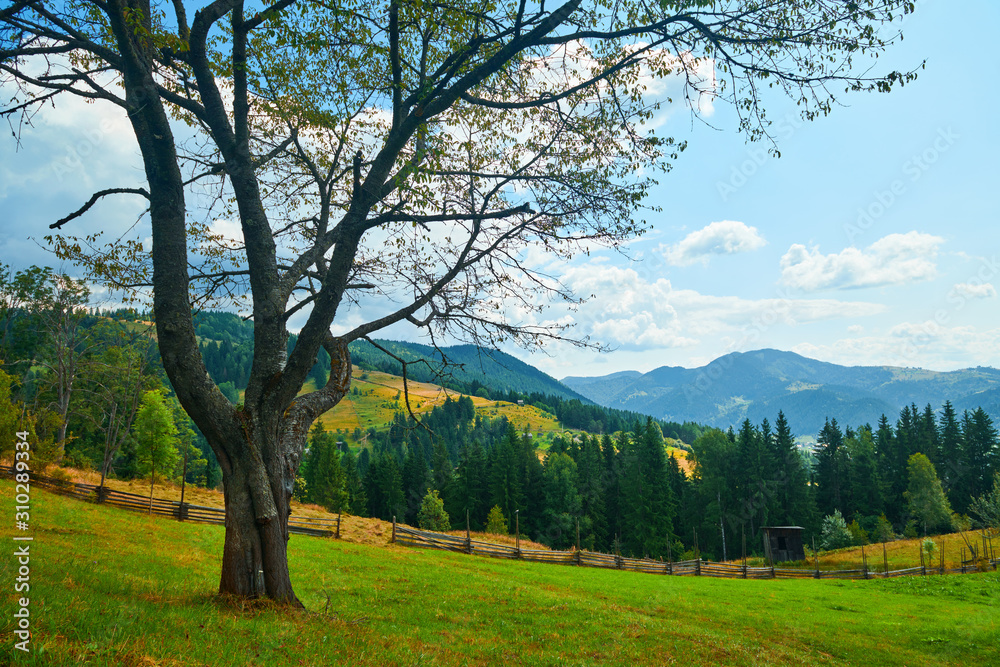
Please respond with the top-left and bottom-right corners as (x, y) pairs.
(300, 395), (999, 559)
(3, 266), (998, 558)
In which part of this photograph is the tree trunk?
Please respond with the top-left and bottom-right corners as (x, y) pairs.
(214, 413), (305, 605)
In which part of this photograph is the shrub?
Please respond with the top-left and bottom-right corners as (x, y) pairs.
(873, 514), (895, 543)
(47, 467), (75, 490)
(485, 506), (508, 535)
(847, 520), (869, 546)
(820, 510), (853, 550)
(292, 476), (308, 503)
(921, 538), (937, 566)
(417, 490), (450, 532)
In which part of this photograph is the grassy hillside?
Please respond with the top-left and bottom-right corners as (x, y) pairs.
(3, 481), (998, 666)
(309, 366), (565, 443)
(348, 338), (591, 402)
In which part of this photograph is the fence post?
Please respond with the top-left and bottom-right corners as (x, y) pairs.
(883, 541), (889, 578)
(466, 510), (472, 554)
(336, 511), (341, 539)
(695, 558), (701, 576)
(920, 543), (926, 576)
(862, 545), (869, 580)
(391, 516), (396, 543)
(515, 510), (521, 559)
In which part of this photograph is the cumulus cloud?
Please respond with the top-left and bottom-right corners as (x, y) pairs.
(951, 282), (996, 299)
(558, 262), (883, 351)
(794, 322), (1000, 370)
(660, 220), (766, 266)
(780, 232), (944, 291)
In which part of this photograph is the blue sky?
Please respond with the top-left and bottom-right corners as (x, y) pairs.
(2, 1), (997, 379)
(521, 0), (1000, 378)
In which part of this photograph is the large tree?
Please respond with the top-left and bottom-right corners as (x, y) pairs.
(1, 0), (918, 604)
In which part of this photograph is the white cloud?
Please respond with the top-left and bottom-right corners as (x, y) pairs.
(951, 282), (996, 299)
(659, 220), (766, 266)
(558, 262), (884, 352)
(793, 322), (1000, 370)
(780, 232), (944, 291)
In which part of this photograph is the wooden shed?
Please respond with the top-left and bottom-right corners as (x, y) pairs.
(762, 526), (805, 563)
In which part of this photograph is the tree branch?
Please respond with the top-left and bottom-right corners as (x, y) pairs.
(49, 188), (150, 230)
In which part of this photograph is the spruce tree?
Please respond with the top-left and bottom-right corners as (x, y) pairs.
(364, 452), (405, 521)
(340, 448), (367, 516)
(541, 452), (581, 550)
(845, 426), (881, 519)
(938, 401), (965, 508)
(962, 408), (999, 508)
(402, 445), (430, 525)
(619, 420), (675, 559)
(576, 432), (609, 551)
(814, 418), (847, 518)
(488, 422), (525, 525)
(772, 411), (816, 531)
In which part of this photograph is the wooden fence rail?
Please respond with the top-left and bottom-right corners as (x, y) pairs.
(7, 465), (998, 581)
(393, 523), (1000, 582)
(1, 466), (335, 537)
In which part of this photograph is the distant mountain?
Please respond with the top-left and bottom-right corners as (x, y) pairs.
(349, 339), (591, 403)
(562, 349), (1000, 436)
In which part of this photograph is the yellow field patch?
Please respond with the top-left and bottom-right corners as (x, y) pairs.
(312, 366), (564, 436)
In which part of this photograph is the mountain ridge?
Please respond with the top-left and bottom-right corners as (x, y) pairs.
(562, 349), (1000, 436)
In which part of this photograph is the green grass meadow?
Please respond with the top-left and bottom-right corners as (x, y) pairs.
(2, 479), (998, 665)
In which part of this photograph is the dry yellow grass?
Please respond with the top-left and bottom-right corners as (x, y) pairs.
(445, 529), (551, 552)
(667, 447), (693, 474)
(811, 530), (998, 571)
(314, 366), (563, 437)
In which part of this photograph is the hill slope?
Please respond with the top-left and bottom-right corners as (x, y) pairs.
(7, 479), (998, 666)
(563, 349), (1000, 435)
(349, 338), (592, 402)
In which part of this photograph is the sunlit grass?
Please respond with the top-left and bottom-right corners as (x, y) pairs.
(311, 366), (568, 440)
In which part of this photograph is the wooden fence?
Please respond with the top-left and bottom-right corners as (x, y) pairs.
(7, 465), (998, 581)
(393, 523), (1000, 581)
(1, 466), (338, 538)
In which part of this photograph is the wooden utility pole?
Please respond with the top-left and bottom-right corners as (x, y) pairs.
(718, 492), (726, 562)
(515, 510), (520, 556)
(178, 441), (189, 521)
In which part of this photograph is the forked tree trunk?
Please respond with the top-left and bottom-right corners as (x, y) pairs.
(206, 344), (352, 605)
(215, 423), (302, 603)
